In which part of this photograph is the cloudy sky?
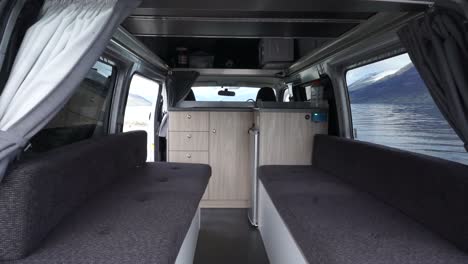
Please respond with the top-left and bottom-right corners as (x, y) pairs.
(346, 53), (412, 86)
(128, 74), (160, 103)
(192, 86), (260, 102)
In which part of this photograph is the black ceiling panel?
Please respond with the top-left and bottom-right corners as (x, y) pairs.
(123, 18), (359, 38)
(124, 0), (431, 38)
(136, 0), (431, 13)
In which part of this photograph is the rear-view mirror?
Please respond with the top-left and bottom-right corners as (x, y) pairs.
(218, 89), (235, 96)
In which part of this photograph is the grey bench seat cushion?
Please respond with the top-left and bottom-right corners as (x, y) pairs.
(313, 135), (468, 252)
(9, 162), (211, 264)
(0, 131), (147, 261)
(259, 165), (468, 264)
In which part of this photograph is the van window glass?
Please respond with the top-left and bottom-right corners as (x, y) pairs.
(29, 60), (116, 152)
(346, 53), (468, 165)
(123, 74), (160, 162)
(293, 81), (324, 105)
(283, 84), (293, 102)
(283, 89), (291, 102)
(192, 86), (260, 102)
(161, 84), (168, 114)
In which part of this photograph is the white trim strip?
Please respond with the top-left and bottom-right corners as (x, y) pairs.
(258, 182), (309, 264)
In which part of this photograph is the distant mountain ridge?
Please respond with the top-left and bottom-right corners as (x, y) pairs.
(127, 93), (152, 106)
(348, 69), (397, 92)
(349, 63), (434, 104)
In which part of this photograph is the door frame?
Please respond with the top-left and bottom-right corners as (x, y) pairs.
(0, 0), (27, 72)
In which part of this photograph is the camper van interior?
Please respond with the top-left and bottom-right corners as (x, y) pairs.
(1, 0), (468, 263)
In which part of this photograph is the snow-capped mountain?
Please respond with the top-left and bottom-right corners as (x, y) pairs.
(349, 63), (433, 104)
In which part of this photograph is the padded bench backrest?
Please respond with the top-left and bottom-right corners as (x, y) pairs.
(0, 131), (147, 261)
(313, 135), (468, 252)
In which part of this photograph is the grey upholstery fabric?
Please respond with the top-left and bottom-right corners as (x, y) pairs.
(259, 165), (468, 264)
(313, 135), (468, 252)
(0, 131), (211, 263)
(10, 162), (211, 264)
(259, 135), (468, 263)
(0, 131), (147, 260)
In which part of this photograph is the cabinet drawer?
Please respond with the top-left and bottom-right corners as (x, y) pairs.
(169, 132), (209, 151)
(169, 111), (209, 131)
(169, 151), (209, 164)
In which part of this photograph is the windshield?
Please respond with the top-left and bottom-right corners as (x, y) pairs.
(191, 86), (261, 102)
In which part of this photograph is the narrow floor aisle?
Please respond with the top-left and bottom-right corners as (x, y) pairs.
(193, 209), (269, 264)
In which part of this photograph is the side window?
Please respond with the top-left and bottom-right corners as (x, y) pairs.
(292, 81), (325, 106)
(30, 60), (116, 152)
(282, 84), (293, 102)
(346, 53), (468, 165)
(123, 74), (160, 161)
(283, 89), (291, 102)
(161, 84), (167, 114)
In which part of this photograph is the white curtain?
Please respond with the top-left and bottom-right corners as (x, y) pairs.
(0, 0), (140, 181)
(0, 0), (117, 129)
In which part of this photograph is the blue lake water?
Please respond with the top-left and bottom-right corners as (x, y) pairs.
(351, 104), (468, 165)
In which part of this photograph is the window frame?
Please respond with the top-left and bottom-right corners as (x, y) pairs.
(96, 58), (119, 136)
(122, 71), (164, 128)
(0, 0), (23, 70)
(343, 52), (468, 164)
(343, 50), (408, 139)
(0, 0), (41, 91)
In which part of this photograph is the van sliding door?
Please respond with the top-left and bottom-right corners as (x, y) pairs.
(123, 74), (161, 162)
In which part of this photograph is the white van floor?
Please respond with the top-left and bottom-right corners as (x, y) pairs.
(194, 209), (269, 264)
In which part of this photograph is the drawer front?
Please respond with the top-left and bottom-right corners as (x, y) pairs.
(169, 132), (209, 151)
(169, 111), (209, 132)
(168, 151), (209, 164)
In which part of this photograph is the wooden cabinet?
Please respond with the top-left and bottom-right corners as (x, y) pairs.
(207, 112), (252, 207)
(168, 132), (209, 151)
(168, 111), (209, 132)
(168, 111), (252, 208)
(168, 109), (327, 208)
(168, 151), (209, 164)
(256, 111), (328, 166)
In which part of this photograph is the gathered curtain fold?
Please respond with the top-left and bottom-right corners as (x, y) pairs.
(0, 1), (116, 128)
(0, 0), (140, 182)
(398, 7), (468, 152)
(167, 71), (200, 107)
